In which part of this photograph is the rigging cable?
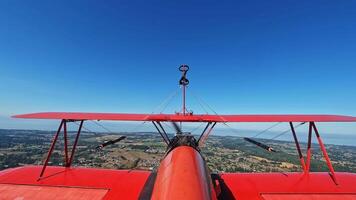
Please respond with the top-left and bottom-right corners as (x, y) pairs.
(73, 121), (98, 136)
(189, 90), (282, 153)
(89, 87), (180, 136)
(153, 88), (180, 114)
(128, 88), (180, 137)
(188, 90), (209, 114)
(251, 122), (282, 138)
(188, 122), (205, 134)
(269, 122), (306, 140)
(161, 121), (175, 133)
(190, 90), (243, 137)
(91, 120), (114, 134)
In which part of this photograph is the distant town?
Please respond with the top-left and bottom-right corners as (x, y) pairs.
(1, 129), (355, 173)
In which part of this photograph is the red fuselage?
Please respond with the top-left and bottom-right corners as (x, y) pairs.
(151, 146), (217, 200)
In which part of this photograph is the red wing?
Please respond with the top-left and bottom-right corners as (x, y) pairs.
(0, 166), (151, 200)
(217, 172), (356, 200)
(12, 112), (356, 122)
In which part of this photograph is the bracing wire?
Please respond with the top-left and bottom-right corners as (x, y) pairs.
(152, 88), (180, 114)
(132, 88), (179, 134)
(190, 90), (244, 137)
(161, 122), (175, 133)
(91, 120), (114, 134)
(82, 87), (180, 136)
(221, 122), (242, 136)
(189, 90), (219, 116)
(269, 122), (306, 140)
(187, 90), (309, 155)
(189, 90), (303, 142)
(73, 121), (98, 135)
(188, 90), (210, 114)
(122, 88), (179, 135)
(94, 120), (148, 135)
(127, 121), (147, 133)
(188, 123), (205, 134)
(251, 122), (282, 138)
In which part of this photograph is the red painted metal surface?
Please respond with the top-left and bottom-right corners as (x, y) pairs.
(68, 120), (83, 167)
(2, 166), (356, 199)
(220, 172), (356, 200)
(12, 112), (356, 122)
(261, 194), (356, 200)
(39, 120), (64, 178)
(306, 123), (313, 172)
(311, 122), (338, 184)
(0, 166), (150, 200)
(63, 121), (69, 166)
(290, 122), (307, 172)
(151, 146), (217, 200)
(0, 184), (108, 200)
(199, 122), (217, 146)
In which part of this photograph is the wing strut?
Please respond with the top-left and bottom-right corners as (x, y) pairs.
(311, 122), (338, 184)
(292, 122), (338, 185)
(68, 120), (83, 167)
(38, 119), (84, 180)
(198, 122), (217, 146)
(152, 121), (170, 144)
(290, 122), (307, 172)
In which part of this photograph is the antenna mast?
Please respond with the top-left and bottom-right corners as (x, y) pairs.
(179, 64), (189, 115)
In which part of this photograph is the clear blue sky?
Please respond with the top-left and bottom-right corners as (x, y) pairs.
(1, 1), (356, 134)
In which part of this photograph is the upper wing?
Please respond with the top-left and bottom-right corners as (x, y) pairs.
(216, 172), (356, 200)
(0, 166), (152, 200)
(12, 112), (356, 122)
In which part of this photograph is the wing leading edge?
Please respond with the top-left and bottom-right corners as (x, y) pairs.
(13, 112), (356, 122)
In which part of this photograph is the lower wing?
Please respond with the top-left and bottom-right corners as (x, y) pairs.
(0, 166), (152, 200)
(215, 172), (356, 200)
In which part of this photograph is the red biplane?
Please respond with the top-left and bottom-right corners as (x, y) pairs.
(1, 65), (356, 200)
